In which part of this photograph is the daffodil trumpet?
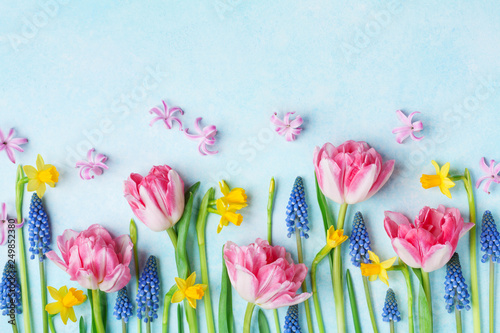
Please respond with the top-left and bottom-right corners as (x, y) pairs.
(311, 226), (348, 333)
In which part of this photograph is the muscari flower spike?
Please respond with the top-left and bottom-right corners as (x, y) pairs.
(283, 304), (301, 333)
(285, 177), (309, 238)
(137, 256), (160, 323)
(382, 288), (401, 322)
(480, 210), (500, 263)
(113, 287), (133, 323)
(349, 211), (372, 267)
(444, 253), (471, 313)
(0, 262), (22, 316)
(28, 193), (51, 261)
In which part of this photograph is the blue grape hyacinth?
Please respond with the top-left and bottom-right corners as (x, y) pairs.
(444, 253), (470, 313)
(283, 304), (301, 333)
(285, 177), (309, 238)
(136, 256), (160, 323)
(113, 287), (133, 323)
(349, 211), (372, 267)
(0, 262), (22, 317)
(382, 288), (401, 322)
(28, 193), (51, 261)
(480, 210), (500, 263)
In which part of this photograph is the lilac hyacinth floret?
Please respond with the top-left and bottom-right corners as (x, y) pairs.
(382, 288), (401, 322)
(0, 262), (22, 316)
(349, 211), (372, 267)
(285, 177), (309, 238)
(113, 287), (133, 323)
(480, 210), (500, 263)
(28, 193), (51, 261)
(136, 256), (160, 323)
(283, 304), (301, 333)
(444, 253), (471, 313)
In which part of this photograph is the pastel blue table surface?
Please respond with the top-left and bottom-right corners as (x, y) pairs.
(1, 1), (500, 332)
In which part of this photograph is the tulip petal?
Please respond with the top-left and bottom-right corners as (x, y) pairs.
(391, 238), (422, 268)
(421, 243), (453, 272)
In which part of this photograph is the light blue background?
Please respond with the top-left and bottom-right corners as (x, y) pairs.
(1, 0), (500, 332)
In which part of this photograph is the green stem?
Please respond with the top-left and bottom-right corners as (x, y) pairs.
(362, 276), (379, 333)
(243, 303), (256, 333)
(346, 270), (361, 333)
(267, 178), (275, 245)
(421, 271), (433, 331)
(455, 309), (462, 333)
(15, 167), (31, 333)
(92, 289), (106, 333)
(400, 264), (414, 333)
(296, 232), (314, 333)
(463, 169), (481, 333)
(12, 322), (19, 333)
(390, 320), (395, 333)
(333, 203), (348, 333)
(311, 244), (332, 333)
(166, 228), (178, 250)
(196, 188), (215, 333)
(273, 310), (280, 333)
(146, 316), (151, 333)
(490, 259), (495, 333)
(123, 319), (127, 333)
(39, 257), (48, 333)
(48, 315), (56, 333)
(207, 207), (219, 215)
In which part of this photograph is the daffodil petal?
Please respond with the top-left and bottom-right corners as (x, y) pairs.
(175, 277), (187, 291)
(381, 257), (397, 269)
(171, 290), (185, 304)
(186, 272), (196, 287)
(45, 301), (63, 315)
(47, 286), (62, 301)
(23, 165), (38, 179)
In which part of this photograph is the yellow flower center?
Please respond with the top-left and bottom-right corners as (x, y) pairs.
(420, 174), (442, 189)
(37, 167), (57, 183)
(361, 263), (381, 276)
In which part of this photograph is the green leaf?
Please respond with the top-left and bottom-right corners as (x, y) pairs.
(219, 246), (234, 333)
(257, 309), (271, 333)
(99, 290), (107, 330)
(346, 270), (362, 333)
(162, 284), (179, 330)
(411, 269), (432, 333)
(87, 289), (97, 333)
(175, 182), (200, 279)
(177, 304), (184, 333)
(79, 316), (85, 333)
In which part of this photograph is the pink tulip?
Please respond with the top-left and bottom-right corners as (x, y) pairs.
(313, 140), (395, 205)
(47, 224), (133, 292)
(223, 238), (311, 309)
(384, 205), (474, 272)
(124, 165), (185, 232)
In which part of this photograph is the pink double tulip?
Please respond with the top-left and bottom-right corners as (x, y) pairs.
(384, 205), (474, 272)
(124, 165), (185, 232)
(223, 238), (311, 309)
(314, 140), (395, 205)
(47, 224), (133, 293)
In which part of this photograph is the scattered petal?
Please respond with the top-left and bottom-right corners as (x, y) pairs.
(392, 110), (424, 144)
(184, 117), (218, 155)
(75, 148), (108, 180)
(270, 112), (303, 141)
(0, 128), (28, 163)
(149, 100), (184, 130)
(475, 158), (500, 194)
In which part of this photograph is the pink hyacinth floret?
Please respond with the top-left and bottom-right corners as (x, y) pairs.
(149, 100), (184, 130)
(475, 157), (500, 194)
(392, 110), (424, 144)
(0, 128), (28, 163)
(0, 203), (24, 246)
(270, 112), (303, 141)
(184, 117), (218, 155)
(75, 148), (109, 180)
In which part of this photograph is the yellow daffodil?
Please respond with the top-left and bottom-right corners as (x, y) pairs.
(23, 154), (59, 198)
(420, 160), (455, 198)
(215, 198), (243, 233)
(360, 251), (397, 286)
(219, 180), (248, 210)
(45, 286), (86, 325)
(326, 226), (348, 249)
(171, 272), (207, 309)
